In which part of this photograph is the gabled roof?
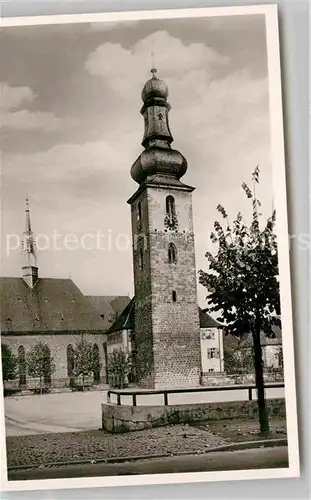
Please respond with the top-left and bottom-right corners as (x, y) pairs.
(85, 295), (131, 330)
(199, 308), (222, 328)
(106, 297), (135, 334)
(0, 277), (107, 334)
(106, 300), (222, 334)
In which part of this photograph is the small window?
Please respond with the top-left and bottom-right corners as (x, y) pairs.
(168, 243), (177, 264)
(206, 330), (215, 340)
(166, 195), (175, 216)
(208, 348), (216, 359)
(207, 348), (219, 359)
(172, 290), (177, 302)
(208, 368), (214, 372)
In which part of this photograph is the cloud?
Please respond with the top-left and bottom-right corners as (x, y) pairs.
(2, 26), (272, 302)
(85, 30), (229, 98)
(2, 109), (61, 131)
(1, 83), (35, 111)
(1, 82), (61, 131)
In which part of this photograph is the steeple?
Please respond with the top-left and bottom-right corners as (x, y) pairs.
(22, 196), (38, 288)
(130, 69), (188, 186)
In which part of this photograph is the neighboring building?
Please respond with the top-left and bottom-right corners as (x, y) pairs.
(0, 200), (129, 390)
(223, 326), (283, 374)
(199, 309), (225, 380)
(106, 300), (225, 386)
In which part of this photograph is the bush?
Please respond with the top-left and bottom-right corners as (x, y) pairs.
(107, 349), (132, 389)
(3, 388), (22, 398)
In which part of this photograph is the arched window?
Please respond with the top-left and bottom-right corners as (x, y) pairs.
(139, 247), (144, 270)
(43, 345), (52, 385)
(67, 344), (74, 377)
(18, 345), (26, 387)
(92, 343), (100, 384)
(137, 201), (142, 221)
(168, 243), (177, 264)
(166, 195), (175, 216)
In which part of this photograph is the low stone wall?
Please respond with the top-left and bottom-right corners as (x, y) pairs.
(102, 399), (286, 433)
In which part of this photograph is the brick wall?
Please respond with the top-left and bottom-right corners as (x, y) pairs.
(130, 185), (201, 389)
(131, 189), (154, 387)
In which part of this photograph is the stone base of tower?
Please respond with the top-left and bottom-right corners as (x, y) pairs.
(137, 368), (201, 390)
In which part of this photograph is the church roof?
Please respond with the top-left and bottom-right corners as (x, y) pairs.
(0, 277), (126, 334)
(106, 300), (221, 334)
(105, 297), (135, 333)
(85, 295), (131, 331)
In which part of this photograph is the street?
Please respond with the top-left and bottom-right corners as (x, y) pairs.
(7, 446), (288, 481)
(5, 391), (107, 436)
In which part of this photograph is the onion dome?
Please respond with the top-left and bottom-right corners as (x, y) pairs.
(131, 147), (187, 185)
(141, 68), (168, 103)
(131, 68), (188, 186)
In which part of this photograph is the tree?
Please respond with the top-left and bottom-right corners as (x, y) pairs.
(199, 166), (281, 434)
(1, 344), (18, 382)
(73, 339), (98, 391)
(26, 342), (55, 394)
(107, 348), (132, 389)
(224, 339), (254, 376)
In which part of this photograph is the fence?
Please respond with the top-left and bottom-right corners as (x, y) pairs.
(107, 382), (285, 407)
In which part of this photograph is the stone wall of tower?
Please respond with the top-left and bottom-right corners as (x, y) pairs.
(148, 186), (201, 388)
(130, 185), (202, 389)
(131, 189), (154, 388)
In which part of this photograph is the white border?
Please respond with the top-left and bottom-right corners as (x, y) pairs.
(0, 4), (300, 492)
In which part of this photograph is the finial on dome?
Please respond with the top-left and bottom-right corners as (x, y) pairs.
(151, 67), (157, 78)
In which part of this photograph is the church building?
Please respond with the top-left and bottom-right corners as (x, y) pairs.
(0, 199), (130, 391)
(106, 69), (225, 388)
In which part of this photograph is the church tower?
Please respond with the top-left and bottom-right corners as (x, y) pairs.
(128, 69), (202, 389)
(22, 197), (38, 288)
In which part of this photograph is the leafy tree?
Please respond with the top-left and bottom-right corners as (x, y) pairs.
(199, 166), (280, 434)
(107, 348), (132, 389)
(26, 342), (55, 394)
(73, 339), (100, 391)
(224, 341), (254, 375)
(1, 344), (18, 382)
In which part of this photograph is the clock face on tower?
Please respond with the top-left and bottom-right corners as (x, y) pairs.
(164, 213), (178, 231)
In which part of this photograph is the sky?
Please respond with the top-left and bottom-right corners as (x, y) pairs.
(0, 13), (273, 305)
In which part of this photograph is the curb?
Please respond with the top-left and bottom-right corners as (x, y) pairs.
(7, 438), (287, 471)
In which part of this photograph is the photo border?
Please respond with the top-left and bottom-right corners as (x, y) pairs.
(0, 3), (300, 492)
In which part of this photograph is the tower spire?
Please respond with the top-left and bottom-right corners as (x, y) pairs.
(130, 69), (187, 185)
(22, 196), (38, 288)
